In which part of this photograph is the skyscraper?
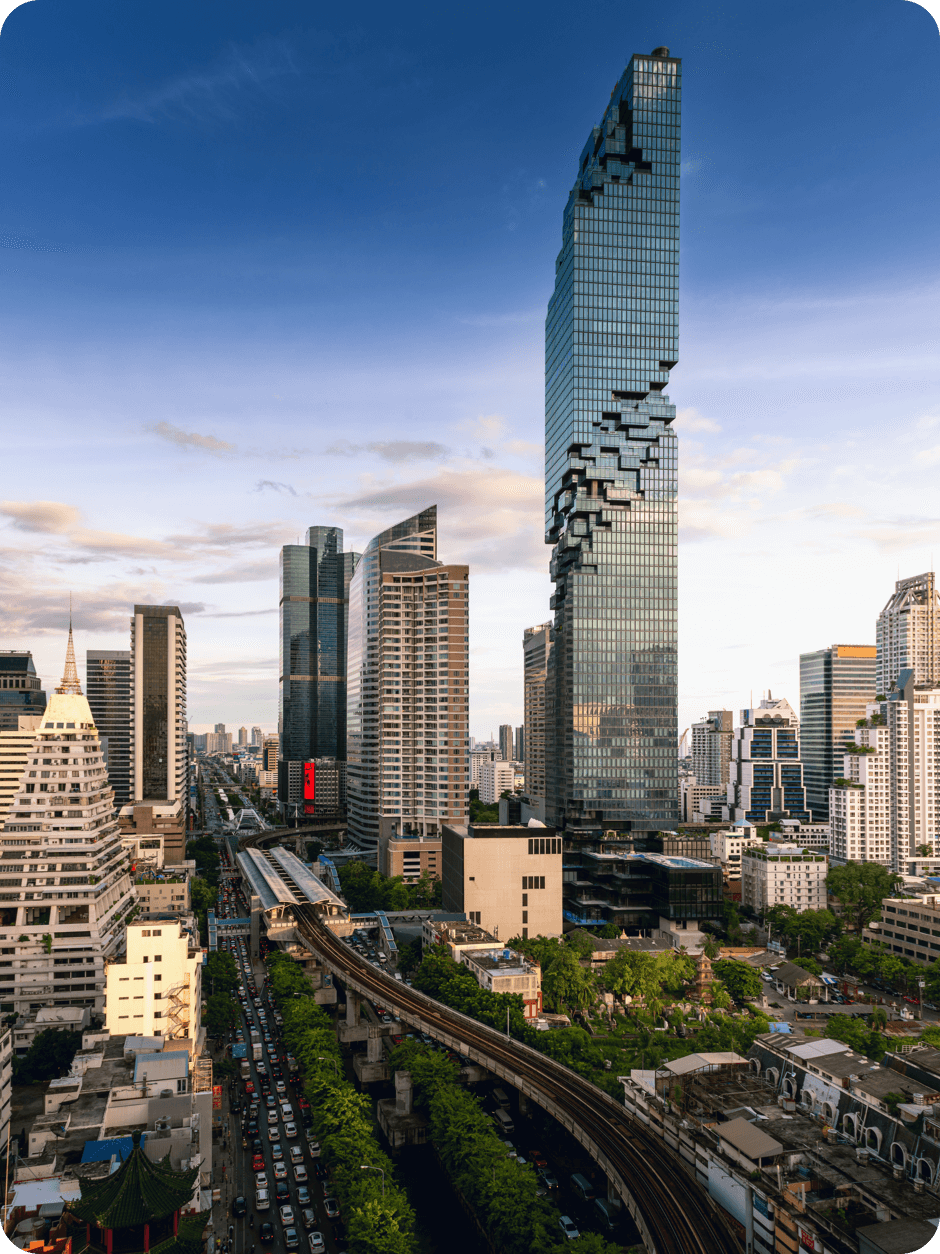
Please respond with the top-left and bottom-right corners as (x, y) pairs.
(514, 725), (524, 763)
(690, 710), (733, 788)
(876, 572), (940, 695)
(86, 650), (131, 809)
(238, 727), (247, 747)
(545, 49), (680, 836)
(250, 726), (263, 747)
(278, 527), (360, 811)
(120, 605), (188, 865)
(499, 725), (513, 761)
(523, 622), (552, 820)
(724, 697), (812, 824)
(0, 652), (46, 730)
(346, 507), (469, 854)
(799, 644), (876, 821)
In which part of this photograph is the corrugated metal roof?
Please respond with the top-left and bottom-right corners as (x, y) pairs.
(133, 1050), (188, 1082)
(786, 1039), (848, 1060)
(717, 1117), (783, 1160)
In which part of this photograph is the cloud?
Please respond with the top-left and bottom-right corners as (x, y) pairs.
(255, 480), (297, 495)
(678, 451), (799, 542)
(0, 500), (81, 534)
(166, 521), (292, 551)
(674, 408), (722, 434)
(325, 439), (451, 463)
(203, 607), (278, 618)
(0, 232), (65, 254)
(196, 560), (278, 585)
(151, 421), (235, 455)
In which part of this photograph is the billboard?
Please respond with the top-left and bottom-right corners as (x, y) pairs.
(303, 762), (316, 815)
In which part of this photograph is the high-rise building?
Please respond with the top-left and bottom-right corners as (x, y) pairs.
(522, 623), (551, 820)
(885, 671), (940, 875)
(799, 644), (877, 822)
(0, 716), (43, 826)
(238, 727), (248, 747)
(250, 726), (263, 747)
(479, 760), (515, 805)
(279, 527), (360, 812)
(690, 710), (733, 788)
(0, 652), (47, 730)
(0, 628), (136, 1015)
(86, 650), (131, 809)
(829, 715), (891, 867)
(104, 918), (203, 1039)
(498, 725), (514, 762)
(346, 506), (469, 854)
(545, 49), (680, 838)
(214, 723), (226, 735)
(877, 573), (940, 696)
(262, 736), (279, 772)
(120, 605), (188, 865)
(514, 725), (524, 763)
(724, 696), (812, 824)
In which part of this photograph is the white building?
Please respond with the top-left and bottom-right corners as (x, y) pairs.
(478, 760), (515, 805)
(877, 571), (940, 697)
(690, 709), (733, 787)
(709, 829), (762, 876)
(740, 844), (828, 914)
(724, 696), (813, 824)
(681, 777), (724, 824)
(470, 748), (500, 787)
(105, 918), (203, 1040)
(1, 629), (136, 1017)
(886, 672), (940, 875)
(829, 719), (891, 866)
(0, 715), (43, 827)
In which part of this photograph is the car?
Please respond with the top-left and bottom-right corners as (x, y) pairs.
(276, 1081), (287, 1094)
(280, 1102), (294, 1117)
(255, 1172), (269, 1189)
(265, 1095), (277, 1108)
(272, 1144), (284, 1160)
(306, 1135), (320, 1157)
(295, 1183), (311, 1205)
(280, 1205), (295, 1226)
(285, 1122), (299, 1139)
(308, 1233), (325, 1253)
(529, 1149), (548, 1169)
(247, 1121), (258, 1136)
(290, 1144), (304, 1164)
(259, 1223), (275, 1244)
(252, 1154), (266, 1172)
(539, 1169), (559, 1189)
(294, 1164), (308, 1183)
(275, 1181), (290, 1203)
(268, 1126), (281, 1143)
(245, 1082), (255, 1095)
(274, 1161), (288, 1180)
(283, 1227), (299, 1250)
(559, 1216), (580, 1241)
(232, 1196), (247, 1217)
(312, 1162), (329, 1181)
(323, 1198), (340, 1220)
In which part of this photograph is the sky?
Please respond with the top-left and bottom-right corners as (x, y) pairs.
(0, 0), (938, 741)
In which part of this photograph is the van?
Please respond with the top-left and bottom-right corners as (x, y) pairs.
(493, 1087), (511, 1108)
(493, 1108), (514, 1135)
(571, 1174), (595, 1202)
(594, 1199), (619, 1231)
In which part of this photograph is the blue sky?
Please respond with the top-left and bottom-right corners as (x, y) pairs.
(0, 0), (938, 739)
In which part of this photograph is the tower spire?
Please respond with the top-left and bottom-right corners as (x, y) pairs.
(56, 609), (82, 695)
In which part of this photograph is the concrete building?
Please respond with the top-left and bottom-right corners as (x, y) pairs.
(478, 759), (515, 805)
(104, 918), (203, 1040)
(866, 889), (940, 966)
(132, 869), (191, 915)
(0, 629), (136, 1017)
(120, 606), (188, 865)
(346, 506), (469, 854)
(12, 1004), (92, 1054)
(709, 829), (763, 878)
(829, 717), (891, 866)
(378, 833), (441, 882)
(522, 623), (551, 821)
(0, 652), (47, 731)
(877, 571), (940, 696)
(470, 748), (499, 787)
(885, 671), (940, 875)
(513, 725), (524, 763)
(680, 777), (724, 824)
(740, 844), (828, 915)
(251, 726), (263, 747)
(0, 716), (43, 827)
(441, 822), (562, 941)
(460, 947), (542, 1019)
(690, 710), (733, 788)
(85, 650), (131, 811)
(0, 1025), (10, 1155)
(799, 644), (876, 821)
(724, 696), (812, 824)
(498, 725), (513, 762)
(278, 756), (346, 822)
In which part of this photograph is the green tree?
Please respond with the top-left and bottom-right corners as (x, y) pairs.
(205, 950), (239, 995)
(190, 877), (215, 917)
(712, 960), (762, 1003)
(541, 947), (597, 1015)
(569, 1233), (623, 1254)
(12, 1028), (82, 1085)
(203, 992), (236, 1036)
(215, 1056), (236, 1080)
(827, 863), (902, 935)
(397, 938), (423, 975)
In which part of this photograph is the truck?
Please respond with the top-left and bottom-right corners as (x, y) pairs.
(240, 1060), (250, 1080)
(232, 1042), (247, 1060)
(252, 1043), (263, 1062)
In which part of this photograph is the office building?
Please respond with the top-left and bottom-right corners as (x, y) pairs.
(119, 605), (188, 865)
(379, 832), (441, 882)
(709, 829), (763, 878)
(262, 736), (279, 772)
(513, 726), (523, 763)
(86, 649), (131, 809)
(441, 822), (562, 941)
(522, 622), (551, 820)
(877, 572), (940, 696)
(724, 696), (812, 824)
(0, 628), (136, 1015)
(829, 716), (891, 866)
(0, 715), (43, 826)
(133, 868), (191, 915)
(470, 748), (499, 787)
(214, 723), (225, 734)
(740, 844), (828, 915)
(238, 726), (247, 746)
(346, 506), (469, 854)
(104, 917), (202, 1038)
(886, 670), (940, 875)
(0, 651), (46, 729)
(251, 725), (263, 747)
(499, 724), (513, 761)
(478, 759), (515, 805)
(544, 50), (680, 837)
(680, 777), (724, 824)
(279, 526), (360, 812)
(799, 644), (876, 821)
(278, 756), (346, 821)
(868, 890), (940, 965)
(690, 710), (733, 788)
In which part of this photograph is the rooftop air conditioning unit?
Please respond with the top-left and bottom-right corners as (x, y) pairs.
(154, 1118), (170, 1131)
(160, 1088), (173, 1099)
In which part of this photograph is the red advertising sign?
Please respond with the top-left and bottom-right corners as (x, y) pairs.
(212, 1085), (222, 1110)
(303, 762), (316, 815)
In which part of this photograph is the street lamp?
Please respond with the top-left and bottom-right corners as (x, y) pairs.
(360, 1163), (385, 1197)
(317, 1055), (338, 1077)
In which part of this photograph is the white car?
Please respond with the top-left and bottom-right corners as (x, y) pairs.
(290, 1145), (304, 1164)
(294, 1164), (308, 1183)
(559, 1216), (580, 1241)
(308, 1234), (325, 1254)
(285, 1122), (299, 1139)
(279, 1205), (295, 1226)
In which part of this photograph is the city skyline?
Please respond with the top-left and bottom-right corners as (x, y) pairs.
(0, 2), (937, 741)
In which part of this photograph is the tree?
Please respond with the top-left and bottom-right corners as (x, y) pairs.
(827, 863), (902, 935)
(215, 1056), (236, 1080)
(205, 951), (239, 996)
(541, 948), (597, 1015)
(190, 877), (215, 917)
(203, 993), (236, 1036)
(712, 960), (761, 1003)
(569, 1234), (624, 1254)
(397, 938), (423, 975)
(12, 1028), (82, 1085)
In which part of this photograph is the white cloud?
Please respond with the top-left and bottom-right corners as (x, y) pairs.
(151, 421), (235, 455)
(673, 407), (721, 434)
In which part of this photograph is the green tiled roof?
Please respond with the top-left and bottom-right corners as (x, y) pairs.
(70, 1130), (198, 1228)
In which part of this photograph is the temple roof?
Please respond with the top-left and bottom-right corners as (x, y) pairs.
(68, 1130), (197, 1227)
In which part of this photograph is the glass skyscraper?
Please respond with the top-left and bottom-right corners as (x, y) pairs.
(545, 48), (681, 836)
(799, 644), (876, 821)
(279, 527), (360, 796)
(86, 649), (131, 809)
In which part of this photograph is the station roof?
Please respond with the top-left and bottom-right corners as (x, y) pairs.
(237, 846), (346, 915)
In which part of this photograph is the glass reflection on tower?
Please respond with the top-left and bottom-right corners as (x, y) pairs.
(545, 49), (680, 836)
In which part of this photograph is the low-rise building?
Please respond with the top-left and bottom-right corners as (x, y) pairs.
(460, 947), (542, 1019)
(12, 1004), (92, 1055)
(740, 843), (828, 914)
(104, 918), (203, 1040)
(680, 777), (724, 824)
(379, 833), (441, 881)
(865, 889), (940, 966)
(441, 822), (562, 941)
(133, 870), (191, 915)
(709, 829), (763, 877)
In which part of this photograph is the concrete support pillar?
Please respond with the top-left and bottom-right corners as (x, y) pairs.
(249, 894), (261, 956)
(367, 1027), (383, 1063)
(346, 991), (361, 1027)
(395, 1070), (413, 1115)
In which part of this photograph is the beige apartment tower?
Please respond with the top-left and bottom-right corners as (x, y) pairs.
(522, 623), (551, 821)
(877, 572), (940, 696)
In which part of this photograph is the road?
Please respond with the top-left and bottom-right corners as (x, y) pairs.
(294, 907), (739, 1254)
